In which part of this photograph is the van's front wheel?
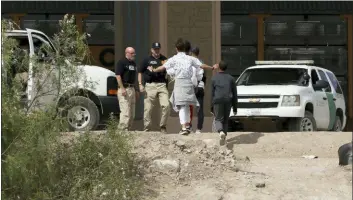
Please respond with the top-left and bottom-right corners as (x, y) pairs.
(64, 96), (100, 131)
(288, 111), (317, 132)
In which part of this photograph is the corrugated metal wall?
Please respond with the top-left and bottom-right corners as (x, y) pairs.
(120, 1), (150, 120)
(1, 1), (114, 14)
(221, 1), (353, 14)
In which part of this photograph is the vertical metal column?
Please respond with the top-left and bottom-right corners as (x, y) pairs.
(251, 14), (270, 61)
(343, 15), (353, 130)
(10, 14), (25, 28)
(74, 14), (89, 34)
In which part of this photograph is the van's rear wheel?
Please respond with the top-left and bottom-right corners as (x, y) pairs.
(64, 96), (100, 131)
(289, 111), (317, 132)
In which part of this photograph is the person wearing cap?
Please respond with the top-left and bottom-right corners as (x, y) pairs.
(138, 42), (169, 133)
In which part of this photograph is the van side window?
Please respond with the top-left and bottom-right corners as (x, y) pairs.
(326, 72), (343, 94)
(317, 70), (332, 93)
(32, 37), (53, 63)
(7, 36), (30, 94)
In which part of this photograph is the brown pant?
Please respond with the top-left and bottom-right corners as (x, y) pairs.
(143, 82), (170, 129)
(118, 87), (136, 130)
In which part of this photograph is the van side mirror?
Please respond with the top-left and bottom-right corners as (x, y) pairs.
(313, 80), (329, 91)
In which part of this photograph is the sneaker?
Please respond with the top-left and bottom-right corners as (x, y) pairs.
(143, 128), (150, 132)
(179, 129), (190, 135)
(219, 131), (226, 146)
(160, 127), (167, 134)
(186, 124), (192, 132)
(195, 129), (201, 134)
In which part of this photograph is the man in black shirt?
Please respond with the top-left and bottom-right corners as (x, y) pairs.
(115, 47), (139, 131)
(138, 42), (170, 133)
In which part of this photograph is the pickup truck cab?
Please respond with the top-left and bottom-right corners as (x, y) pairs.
(229, 60), (347, 132)
(3, 28), (120, 131)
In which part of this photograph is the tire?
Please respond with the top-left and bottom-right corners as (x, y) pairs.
(332, 115), (343, 132)
(288, 111), (317, 132)
(63, 96), (100, 131)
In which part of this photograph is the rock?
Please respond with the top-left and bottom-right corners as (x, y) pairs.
(226, 149), (233, 156)
(302, 155), (318, 159)
(255, 182), (266, 188)
(152, 159), (181, 172)
(175, 140), (186, 151)
(202, 139), (218, 148)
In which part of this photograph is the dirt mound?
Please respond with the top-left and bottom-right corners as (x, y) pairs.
(131, 131), (352, 200)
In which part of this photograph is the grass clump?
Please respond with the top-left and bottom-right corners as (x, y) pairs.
(1, 15), (143, 200)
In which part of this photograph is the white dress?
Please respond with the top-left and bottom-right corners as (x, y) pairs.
(163, 52), (202, 112)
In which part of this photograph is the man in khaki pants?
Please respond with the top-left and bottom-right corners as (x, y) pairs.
(138, 42), (170, 133)
(116, 47), (139, 131)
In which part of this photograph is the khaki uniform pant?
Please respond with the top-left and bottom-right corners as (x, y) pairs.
(118, 87), (136, 130)
(144, 82), (170, 129)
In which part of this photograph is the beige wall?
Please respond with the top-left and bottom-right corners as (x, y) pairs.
(165, 1), (220, 118)
(148, 1), (220, 131)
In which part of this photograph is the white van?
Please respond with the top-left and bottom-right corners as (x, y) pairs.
(229, 60), (347, 132)
(3, 28), (120, 131)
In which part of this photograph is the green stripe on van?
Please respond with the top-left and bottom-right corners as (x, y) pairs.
(326, 92), (336, 130)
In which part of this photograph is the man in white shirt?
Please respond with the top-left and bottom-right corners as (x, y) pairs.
(148, 38), (216, 135)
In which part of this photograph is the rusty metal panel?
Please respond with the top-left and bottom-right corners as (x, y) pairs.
(1, 1), (114, 14)
(221, 2), (353, 15)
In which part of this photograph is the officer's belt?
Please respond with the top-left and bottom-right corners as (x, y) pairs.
(121, 83), (135, 88)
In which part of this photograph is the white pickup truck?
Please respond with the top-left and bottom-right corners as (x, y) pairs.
(229, 60), (347, 132)
(3, 28), (120, 131)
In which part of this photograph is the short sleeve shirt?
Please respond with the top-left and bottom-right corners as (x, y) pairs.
(164, 52), (202, 79)
(138, 54), (168, 83)
(115, 57), (137, 84)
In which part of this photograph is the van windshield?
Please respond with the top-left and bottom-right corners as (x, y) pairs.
(237, 68), (309, 86)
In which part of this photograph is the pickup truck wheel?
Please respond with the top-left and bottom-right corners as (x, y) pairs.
(289, 111), (317, 132)
(332, 115), (343, 132)
(65, 96), (100, 131)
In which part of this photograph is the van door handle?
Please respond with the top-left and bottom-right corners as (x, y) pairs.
(333, 98), (336, 101)
(323, 97), (327, 100)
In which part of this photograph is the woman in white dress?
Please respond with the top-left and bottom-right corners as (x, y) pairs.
(148, 38), (216, 135)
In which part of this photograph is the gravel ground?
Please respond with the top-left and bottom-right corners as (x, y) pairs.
(61, 130), (352, 200)
(131, 131), (352, 200)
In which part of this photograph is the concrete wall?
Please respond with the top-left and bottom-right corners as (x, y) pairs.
(166, 1), (216, 118)
(140, 1), (220, 132)
(122, 1), (220, 132)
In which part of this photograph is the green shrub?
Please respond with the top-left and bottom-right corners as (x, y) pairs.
(1, 15), (142, 200)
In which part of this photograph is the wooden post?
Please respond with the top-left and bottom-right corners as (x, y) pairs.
(10, 13), (25, 28)
(212, 1), (221, 76)
(74, 14), (89, 33)
(251, 14), (270, 61)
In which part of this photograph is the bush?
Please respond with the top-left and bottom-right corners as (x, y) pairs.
(1, 15), (142, 200)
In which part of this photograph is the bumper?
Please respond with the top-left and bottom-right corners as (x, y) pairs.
(230, 106), (304, 119)
(98, 96), (120, 118)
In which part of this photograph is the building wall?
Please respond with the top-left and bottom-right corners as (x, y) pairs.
(166, 1), (216, 118)
(132, 1), (220, 131)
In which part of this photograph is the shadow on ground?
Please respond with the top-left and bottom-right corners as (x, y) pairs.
(226, 132), (264, 149)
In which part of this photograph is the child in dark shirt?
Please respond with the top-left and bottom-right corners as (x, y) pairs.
(211, 61), (238, 145)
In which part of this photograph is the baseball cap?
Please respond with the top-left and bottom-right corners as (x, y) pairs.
(152, 42), (161, 49)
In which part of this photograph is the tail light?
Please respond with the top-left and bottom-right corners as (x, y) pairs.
(107, 76), (118, 96)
